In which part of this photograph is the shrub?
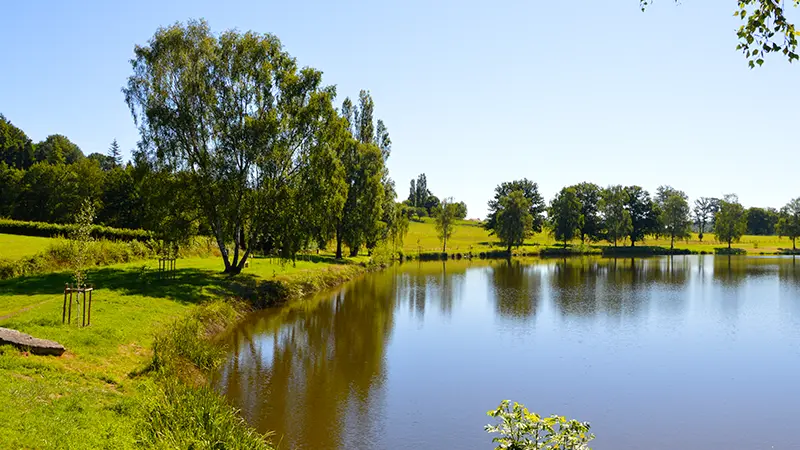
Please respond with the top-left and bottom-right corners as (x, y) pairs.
(485, 400), (594, 450)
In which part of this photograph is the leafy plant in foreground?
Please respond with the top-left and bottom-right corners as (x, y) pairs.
(485, 400), (594, 450)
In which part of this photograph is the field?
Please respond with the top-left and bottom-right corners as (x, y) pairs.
(0, 234), (57, 260)
(403, 218), (795, 255)
(0, 254), (364, 449)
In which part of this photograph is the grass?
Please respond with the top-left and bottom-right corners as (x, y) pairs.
(402, 218), (796, 255)
(0, 253), (369, 449)
(0, 234), (55, 260)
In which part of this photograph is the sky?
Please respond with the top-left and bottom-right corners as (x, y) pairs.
(1, 0), (798, 218)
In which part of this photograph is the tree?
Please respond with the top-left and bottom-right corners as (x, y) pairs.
(108, 139), (122, 167)
(88, 152), (116, 171)
(641, 0), (800, 67)
(624, 185), (659, 247)
(746, 207), (779, 235)
(424, 191), (440, 215)
(408, 179), (417, 206)
(549, 187), (582, 248)
(434, 197), (458, 252)
(693, 197), (719, 242)
(600, 185), (632, 247)
(453, 201), (468, 220)
(572, 182), (602, 243)
(34, 134), (84, 165)
(495, 190), (533, 253)
(125, 20), (339, 273)
(486, 179), (546, 236)
(388, 203), (411, 252)
(0, 162), (22, 217)
(660, 190), (692, 249)
(776, 198), (800, 251)
(0, 114), (35, 169)
(70, 198), (96, 287)
(715, 194), (747, 249)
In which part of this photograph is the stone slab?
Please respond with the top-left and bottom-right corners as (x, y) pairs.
(0, 327), (65, 356)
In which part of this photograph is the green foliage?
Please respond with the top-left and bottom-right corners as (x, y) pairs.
(433, 197), (458, 252)
(485, 400), (594, 450)
(745, 206), (779, 235)
(495, 190), (534, 252)
(624, 185), (659, 247)
(549, 187), (582, 248)
(0, 218), (152, 241)
(571, 182), (602, 243)
(453, 201), (468, 219)
(70, 199), (96, 286)
(125, 20), (341, 273)
(658, 187), (692, 249)
(0, 114), (35, 169)
(486, 179), (546, 235)
(34, 134), (84, 165)
(599, 185), (632, 247)
(776, 198), (800, 250)
(715, 194), (748, 248)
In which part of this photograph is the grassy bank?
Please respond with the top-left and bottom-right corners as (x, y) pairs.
(403, 218), (796, 256)
(0, 254), (370, 449)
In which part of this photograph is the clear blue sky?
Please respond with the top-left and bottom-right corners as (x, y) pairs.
(1, 1), (797, 218)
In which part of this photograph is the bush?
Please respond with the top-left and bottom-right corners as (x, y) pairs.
(485, 400), (594, 450)
(0, 218), (152, 241)
(714, 247), (747, 255)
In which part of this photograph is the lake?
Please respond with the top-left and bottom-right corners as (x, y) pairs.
(213, 256), (800, 449)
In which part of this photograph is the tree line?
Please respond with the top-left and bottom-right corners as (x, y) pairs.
(482, 180), (800, 252)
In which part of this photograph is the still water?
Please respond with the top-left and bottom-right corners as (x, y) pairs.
(213, 256), (800, 449)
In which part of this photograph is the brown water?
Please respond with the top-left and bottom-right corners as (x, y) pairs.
(213, 256), (800, 449)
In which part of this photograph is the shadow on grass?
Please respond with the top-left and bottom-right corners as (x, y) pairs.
(0, 267), (262, 306)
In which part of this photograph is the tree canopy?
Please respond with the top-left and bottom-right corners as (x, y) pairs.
(485, 179), (545, 236)
(715, 195), (748, 249)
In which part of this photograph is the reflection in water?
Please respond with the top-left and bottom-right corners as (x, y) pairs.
(214, 256), (800, 450)
(489, 259), (542, 319)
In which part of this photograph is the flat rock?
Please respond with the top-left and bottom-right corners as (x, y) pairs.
(0, 327), (65, 356)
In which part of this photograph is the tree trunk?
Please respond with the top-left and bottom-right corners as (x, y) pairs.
(564, 238), (568, 249)
(507, 243), (512, 253)
(349, 246), (359, 257)
(728, 240), (732, 249)
(335, 226), (343, 259)
(671, 235), (674, 250)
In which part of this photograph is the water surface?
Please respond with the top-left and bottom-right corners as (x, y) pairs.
(213, 256), (800, 449)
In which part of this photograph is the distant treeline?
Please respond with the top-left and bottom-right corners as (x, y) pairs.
(480, 180), (800, 251)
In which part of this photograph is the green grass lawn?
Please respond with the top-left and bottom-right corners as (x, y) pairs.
(403, 218), (795, 254)
(0, 254), (361, 449)
(0, 234), (58, 260)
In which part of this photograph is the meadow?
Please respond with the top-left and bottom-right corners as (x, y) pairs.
(0, 250), (367, 449)
(0, 233), (55, 260)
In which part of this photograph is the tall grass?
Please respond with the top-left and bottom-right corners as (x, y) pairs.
(139, 299), (273, 449)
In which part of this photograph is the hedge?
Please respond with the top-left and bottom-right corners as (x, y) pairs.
(0, 218), (153, 242)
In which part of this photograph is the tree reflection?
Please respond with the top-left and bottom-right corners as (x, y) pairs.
(490, 259), (542, 319)
(216, 273), (397, 449)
